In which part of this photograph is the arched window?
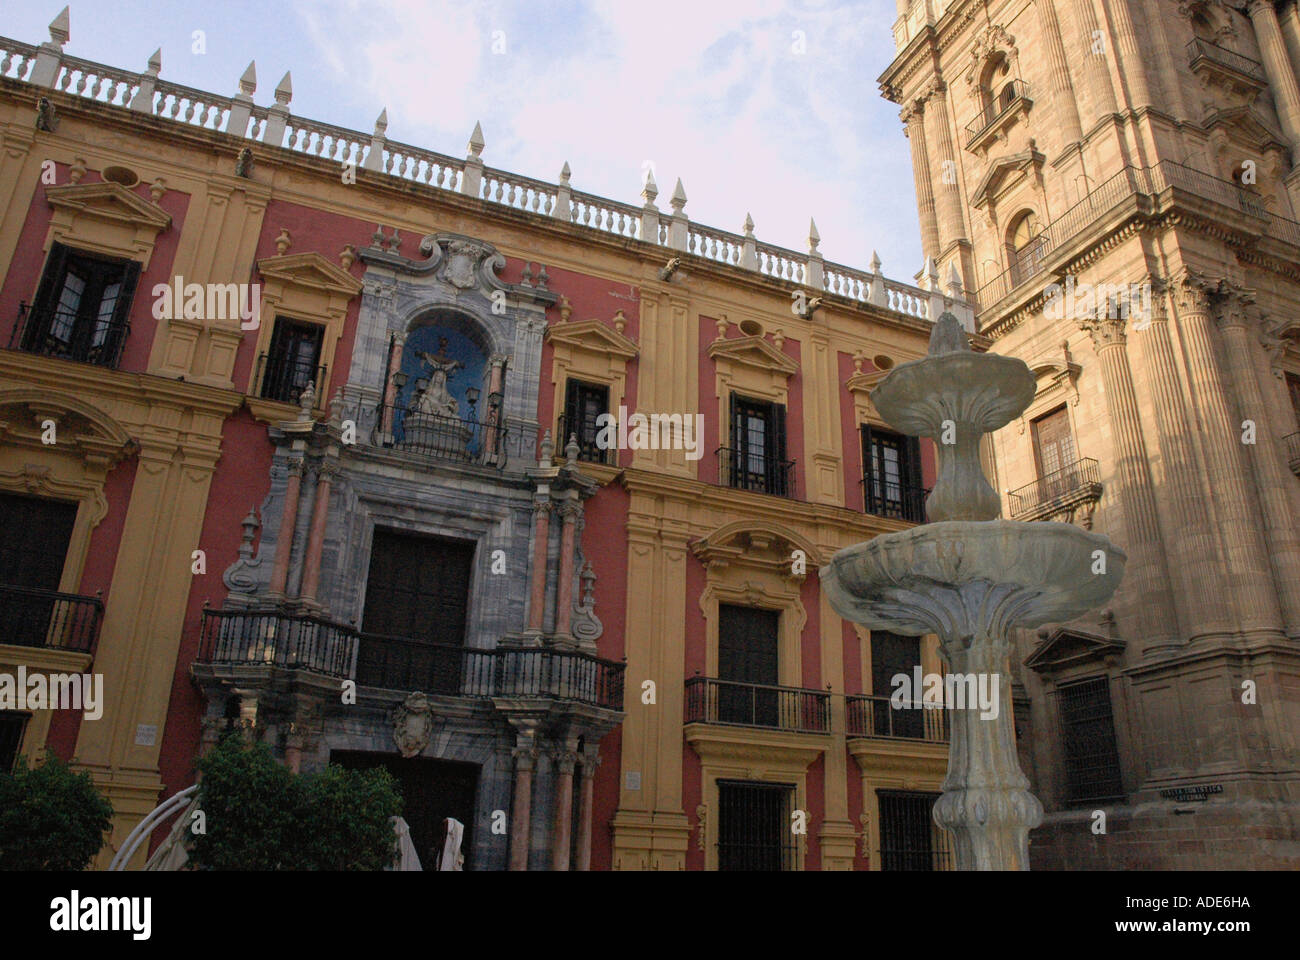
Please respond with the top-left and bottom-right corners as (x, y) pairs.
(979, 54), (1012, 120)
(1006, 210), (1045, 284)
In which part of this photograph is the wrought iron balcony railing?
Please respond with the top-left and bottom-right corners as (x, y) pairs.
(555, 413), (615, 464)
(0, 583), (103, 654)
(1285, 431), (1300, 476)
(716, 446), (795, 499)
(845, 694), (949, 742)
(255, 350), (328, 406)
(1007, 457), (1101, 519)
(1186, 37), (1265, 83)
(197, 609), (625, 710)
(8, 301), (129, 369)
(861, 477), (929, 523)
(684, 675), (830, 733)
(963, 78), (1031, 148)
(375, 398), (509, 467)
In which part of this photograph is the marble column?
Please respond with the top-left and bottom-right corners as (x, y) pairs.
(1102, 0), (1152, 109)
(1035, 0), (1084, 143)
(574, 753), (598, 871)
(268, 454), (304, 596)
(555, 501), (580, 638)
(922, 81), (967, 253)
(1216, 294), (1300, 636)
(1172, 276), (1284, 635)
(1074, 0), (1119, 122)
(1249, 0), (1300, 158)
(298, 460), (336, 604)
(379, 331), (406, 439)
(1080, 314), (1180, 655)
(527, 499), (552, 634)
(903, 99), (942, 260)
(483, 356), (506, 461)
(508, 743), (537, 871)
(551, 749), (578, 870)
(1131, 283), (1232, 637)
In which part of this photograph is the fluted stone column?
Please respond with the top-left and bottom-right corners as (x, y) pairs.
(922, 81), (967, 252)
(1217, 294), (1300, 636)
(526, 500), (552, 634)
(1173, 276), (1284, 634)
(298, 460), (336, 603)
(1131, 284), (1232, 637)
(509, 742), (537, 871)
(1035, 0), (1084, 143)
(574, 752), (598, 871)
(1249, 0), (1300, 158)
(268, 454), (304, 596)
(1074, 0), (1119, 122)
(379, 331), (406, 439)
(1081, 315), (1180, 655)
(902, 99), (942, 259)
(551, 749), (578, 870)
(555, 501), (580, 638)
(1103, 0), (1152, 109)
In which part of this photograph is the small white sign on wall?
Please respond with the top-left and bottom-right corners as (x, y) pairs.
(134, 724), (157, 747)
(625, 771), (641, 791)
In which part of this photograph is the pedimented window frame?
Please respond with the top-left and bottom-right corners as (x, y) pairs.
(544, 309), (638, 451)
(708, 328), (798, 448)
(42, 181), (171, 271)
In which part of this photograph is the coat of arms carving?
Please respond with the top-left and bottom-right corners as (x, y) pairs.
(392, 691), (437, 758)
(444, 240), (480, 289)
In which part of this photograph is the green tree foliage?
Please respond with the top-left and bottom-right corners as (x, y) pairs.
(0, 751), (114, 870)
(188, 735), (402, 871)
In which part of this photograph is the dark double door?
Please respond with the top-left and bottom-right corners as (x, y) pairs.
(358, 529), (475, 695)
(718, 605), (780, 727)
(871, 630), (924, 739)
(0, 492), (77, 648)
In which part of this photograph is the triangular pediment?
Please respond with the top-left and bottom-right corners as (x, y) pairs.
(708, 335), (798, 377)
(256, 252), (363, 297)
(1201, 106), (1288, 153)
(845, 368), (890, 397)
(45, 181), (172, 232)
(545, 318), (639, 359)
(970, 148), (1044, 210)
(1025, 627), (1124, 673)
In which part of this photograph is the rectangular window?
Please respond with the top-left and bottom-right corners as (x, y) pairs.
(1056, 677), (1124, 805)
(0, 712), (29, 774)
(1031, 406), (1076, 491)
(877, 790), (949, 871)
(261, 316), (325, 405)
(562, 379), (611, 463)
(717, 604), (780, 727)
(862, 425), (925, 522)
(357, 529), (475, 695)
(19, 243), (139, 368)
(724, 394), (789, 496)
(717, 780), (795, 871)
(0, 493), (79, 649)
(870, 631), (924, 739)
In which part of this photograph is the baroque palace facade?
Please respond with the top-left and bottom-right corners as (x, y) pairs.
(0, 10), (976, 870)
(882, 0), (1300, 868)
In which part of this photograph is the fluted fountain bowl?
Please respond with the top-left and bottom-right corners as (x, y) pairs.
(820, 520), (1126, 639)
(870, 351), (1036, 438)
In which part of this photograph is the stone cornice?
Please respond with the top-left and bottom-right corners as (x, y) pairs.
(707, 334), (798, 378)
(44, 179), (172, 232)
(255, 250), (363, 298)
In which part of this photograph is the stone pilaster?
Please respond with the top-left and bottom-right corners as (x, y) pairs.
(298, 459), (337, 604)
(526, 500), (552, 634)
(1102, 0), (1152, 110)
(902, 99), (942, 259)
(921, 81), (966, 253)
(1034, 0), (1084, 143)
(267, 454), (305, 597)
(1249, 0), (1300, 160)
(551, 749), (578, 870)
(509, 741), (537, 871)
(1073, 0), (1119, 122)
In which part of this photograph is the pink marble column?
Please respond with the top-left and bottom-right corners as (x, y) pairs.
(574, 754), (598, 871)
(284, 725), (303, 774)
(508, 745), (536, 871)
(483, 358), (505, 461)
(380, 333), (406, 438)
(298, 461), (336, 603)
(268, 455), (305, 596)
(551, 750), (577, 871)
(527, 501), (552, 633)
(554, 502), (579, 637)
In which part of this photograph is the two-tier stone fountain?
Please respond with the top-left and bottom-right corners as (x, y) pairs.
(821, 312), (1126, 870)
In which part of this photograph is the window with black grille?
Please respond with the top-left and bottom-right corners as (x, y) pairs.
(878, 790), (948, 870)
(19, 243), (139, 368)
(717, 605), (780, 727)
(0, 493), (78, 649)
(870, 631), (925, 739)
(1056, 676), (1124, 805)
(717, 780), (795, 871)
(724, 394), (788, 496)
(261, 316), (325, 405)
(562, 379), (610, 463)
(862, 425), (924, 522)
(358, 529), (475, 695)
(0, 712), (29, 773)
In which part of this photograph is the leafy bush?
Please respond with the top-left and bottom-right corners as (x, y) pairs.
(0, 751), (114, 870)
(188, 735), (402, 871)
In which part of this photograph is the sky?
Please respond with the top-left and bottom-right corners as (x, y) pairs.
(1, 0), (924, 281)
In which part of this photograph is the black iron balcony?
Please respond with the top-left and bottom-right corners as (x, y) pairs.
(964, 78), (1032, 149)
(197, 609), (625, 710)
(556, 413), (614, 464)
(1285, 432), (1300, 477)
(716, 446), (795, 498)
(846, 694), (949, 742)
(0, 583), (103, 654)
(684, 675), (830, 733)
(9, 301), (129, 369)
(376, 397), (509, 467)
(1186, 37), (1265, 83)
(255, 350), (327, 406)
(862, 476), (928, 523)
(1007, 457), (1102, 520)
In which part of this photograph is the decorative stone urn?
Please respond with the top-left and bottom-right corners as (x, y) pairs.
(821, 312), (1126, 871)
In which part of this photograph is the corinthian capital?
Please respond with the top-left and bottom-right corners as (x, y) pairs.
(1172, 272), (1216, 315)
(1079, 315), (1127, 350)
